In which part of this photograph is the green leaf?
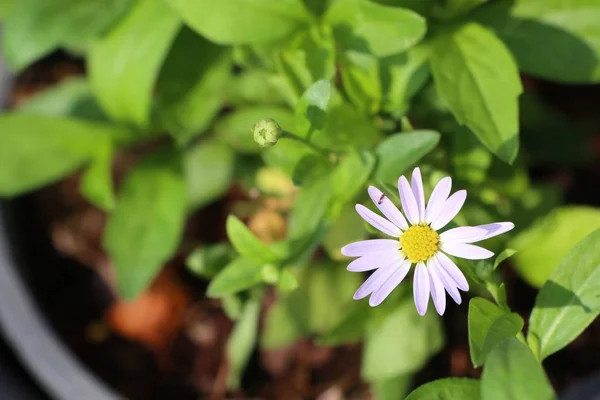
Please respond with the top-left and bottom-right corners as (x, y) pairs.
(375, 131), (440, 182)
(104, 149), (187, 300)
(166, 0), (311, 45)
(381, 43), (431, 114)
(468, 298), (524, 367)
(215, 107), (296, 154)
(226, 215), (279, 264)
(89, 0), (181, 127)
(329, 151), (376, 214)
(226, 294), (261, 389)
(262, 262), (360, 348)
(323, 205), (367, 260)
(288, 177), (332, 239)
(184, 140), (235, 210)
(3, 0), (133, 70)
(317, 301), (370, 346)
(340, 51), (382, 113)
(493, 248), (516, 270)
(291, 154), (332, 186)
(452, 127), (493, 185)
(155, 27), (231, 143)
(80, 140), (115, 210)
(362, 299), (444, 380)
(373, 375), (413, 400)
(207, 257), (264, 297)
(295, 79), (331, 138)
(431, 23), (521, 163)
(481, 338), (555, 400)
(475, 0), (600, 83)
(406, 378), (481, 400)
(510, 206), (600, 288)
(186, 243), (234, 279)
(0, 114), (126, 196)
(527, 228), (600, 360)
(326, 0), (427, 57)
(16, 78), (107, 122)
(433, 0), (487, 19)
(277, 268), (299, 292)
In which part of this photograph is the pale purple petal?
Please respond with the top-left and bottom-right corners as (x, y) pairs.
(368, 186), (409, 230)
(430, 190), (467, 230)
(341, 239), (398, 257)
(430, 258), (462, 305)
(440, 226), (489, 243)
(398, 176), (420, 225)
(355, 204), (401, 237)
(347, 250), (401, 272)
(425, 177), (452, 224)
(369, 259), (411, 306)
(413, 262), (430, 316)
(435, 252), (469, 291)
(427, 260), (446, 315)
(469, 222), (515, 242)
(441, 242), (494, 260)
(411, 168), (426, 222)
(353, 260), (399, 300)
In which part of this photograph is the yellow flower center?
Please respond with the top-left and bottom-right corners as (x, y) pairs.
(400, 225), (439, 263)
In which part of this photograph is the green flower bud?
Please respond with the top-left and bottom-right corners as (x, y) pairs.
(252, 118), (282, 148)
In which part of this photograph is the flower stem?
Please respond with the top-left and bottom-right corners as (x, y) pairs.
(281, 131), (331, 158)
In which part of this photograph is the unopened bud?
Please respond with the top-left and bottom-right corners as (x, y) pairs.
(252, 118), (282, 148)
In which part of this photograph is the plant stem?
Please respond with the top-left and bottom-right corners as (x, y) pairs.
(281, 131), (331, 158)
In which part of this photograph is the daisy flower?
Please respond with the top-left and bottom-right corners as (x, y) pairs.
(341, 167), (514, 316)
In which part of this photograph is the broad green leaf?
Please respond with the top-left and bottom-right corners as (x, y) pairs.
(510, 207), (600, 287)
(186, 243), (234, 279)
(406, 378), (481, 400)
(330, 151), (376, 208)
(104, 149), (187, 300)
(340, 51), (382, 113)
(433, 0), (487, 19)
(3, 0), (133, 70)
(362, 299), (444, 380)
(166, 0), (311, 45)
(184, 140), (235, 210)
(323, 205), (367, 260)
(475, 0), (600, 83)
(291, 154), (332, 186)
(288, 177), (332, 239)
(452, 127), (493, 185)
(155, 27), (231, 143)
(16, 78), (107, 122)
(215, 107), (295, 154)
(80, 140), (115, 210)
(277, 268), (299, 292)
(0, 114), (126, 196)
(262, 138), (311, 176)
(207, 257), (263, 297)
(226, 294), (261, 389)
(226, 69), (287, 106)
(295, 79), (331, 138)
(222, 294), (244, 320)
(528, 229), (600, 360)
(326, 0), (426, 57)
(317, 301), (370, 346)
(262, 262), (360, 348)
(481, 338), (555, 400)
(226, 215), (279, 264)
(468, 298), (524, 367)
(89, 0), (181, 127)
(373, 375), (412, 400)
(375, 131), (440, 182)
(381, 43), (431, 114)
(431, 23), (521, 163)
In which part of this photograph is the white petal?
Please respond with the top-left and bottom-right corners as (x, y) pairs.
(441, 242), (494, 260)
(346, 250), (400, 272)
(427, 261), (446, 315)
(398, 176), (420, 225)
(435, 252), (469, 291)
(440, 226), (490, 243)
(353, 260), (399, 300)
(413, 262), (430, 316)
(369, 259), (411, 306)
(430, 258), (462, 305)
(341, 239), (399, 257)
(355, 204), (401, 237)
(470, 222), (515, 242)
(425, 177), (452, 224)
(431, 190), (467, 230)
(411, 168), (426, 222)
(368, 186), (409, 230)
